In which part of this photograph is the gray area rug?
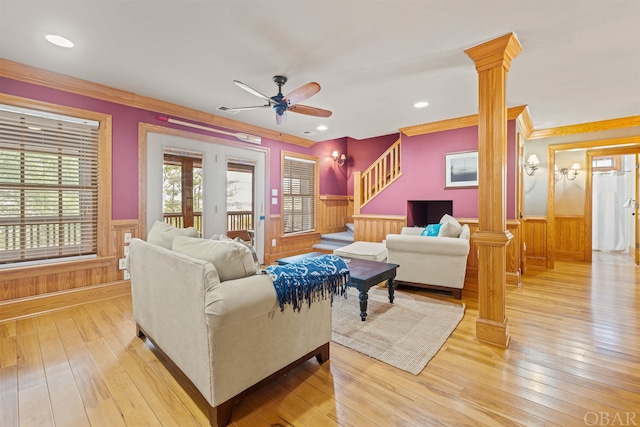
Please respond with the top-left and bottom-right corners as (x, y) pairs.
(331, 286), (465, 375)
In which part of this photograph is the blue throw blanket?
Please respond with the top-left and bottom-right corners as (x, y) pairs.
(264, 254), (350, 311)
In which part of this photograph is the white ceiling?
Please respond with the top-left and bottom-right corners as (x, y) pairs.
(1, 1), (639, 142)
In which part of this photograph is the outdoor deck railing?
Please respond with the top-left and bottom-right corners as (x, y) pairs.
(163, 211), (253, 233)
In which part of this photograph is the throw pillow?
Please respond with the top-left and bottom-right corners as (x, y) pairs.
(172, 236), (257, 281)
(209, 234), (232, 241)
(420, 223), (442, 237)
(233, 237), (261, 271)
(147, 220), (199, 249)
(439, 214), (462, 238)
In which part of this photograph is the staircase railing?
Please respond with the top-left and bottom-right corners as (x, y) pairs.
(353, 138), (402, 214)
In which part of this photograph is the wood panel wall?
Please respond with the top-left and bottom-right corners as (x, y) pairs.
(459, 219), (521, 289)
(522, 216), (548, 267)
(317, 195), (351, 234)
(0, 220), (141, 321)
(352, 214), (407, 242)
(0, 257), (116, 302)
(554, 215), (586, 261)
(264, 215), (321, 265)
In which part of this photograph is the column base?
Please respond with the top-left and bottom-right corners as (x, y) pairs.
(476, 317), (510, 348)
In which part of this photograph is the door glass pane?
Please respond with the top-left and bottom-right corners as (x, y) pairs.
(162, 149), (203, 232)
(227, 163), (254, 233)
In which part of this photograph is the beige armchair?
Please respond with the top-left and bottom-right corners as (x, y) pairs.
(128, 237), (331, 426)
(385, 223), (470, 299)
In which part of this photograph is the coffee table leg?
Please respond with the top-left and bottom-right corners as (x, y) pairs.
(387, 278), (395, 303)
(359, 290), (368, 321)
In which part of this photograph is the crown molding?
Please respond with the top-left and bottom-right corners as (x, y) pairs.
(527, 115), (640, 140)
(400, 105), (527, 137)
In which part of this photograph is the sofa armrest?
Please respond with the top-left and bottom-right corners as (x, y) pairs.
(386, 234), (470, 256)
(128, 238), (217, 403)
(204, 273), (278, 328)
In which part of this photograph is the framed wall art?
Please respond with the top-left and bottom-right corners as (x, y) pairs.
(445, 151), (478, 188)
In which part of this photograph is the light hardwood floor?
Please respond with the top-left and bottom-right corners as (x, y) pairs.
(1, 256), (639, 427)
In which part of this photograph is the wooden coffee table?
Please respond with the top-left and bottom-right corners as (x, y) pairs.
(275, 253), (399, 321)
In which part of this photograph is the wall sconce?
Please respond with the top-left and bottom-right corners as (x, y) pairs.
(525, 154), (540, 176)
(555, 163), (581, 181)
(332, 150), (346, 166)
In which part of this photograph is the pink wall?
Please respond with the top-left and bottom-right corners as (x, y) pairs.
(361, 121), (517, 219)
(346, 133), (399, 194)
(310, 137), (348, 195)
(1, 77), (318, 218)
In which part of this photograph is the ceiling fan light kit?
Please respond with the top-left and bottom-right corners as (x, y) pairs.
(225, 75), (332, 125)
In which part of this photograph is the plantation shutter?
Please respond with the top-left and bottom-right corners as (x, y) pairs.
(0, 107), (99, 264)
(282, 155), (316, 234)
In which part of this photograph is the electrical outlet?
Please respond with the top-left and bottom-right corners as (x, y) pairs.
(271, 239), (277, 247)
(123, 232), (132, 243)
(124, 246), (130, 256)
(118, 258), (127, 270)
(123, 270), (130, 280)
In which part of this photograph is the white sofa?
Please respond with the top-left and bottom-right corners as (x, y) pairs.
(385, 218), (470, 299)
(128, 237), (332, 427)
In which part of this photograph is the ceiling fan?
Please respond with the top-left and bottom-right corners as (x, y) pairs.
(224, 75), (332, 125)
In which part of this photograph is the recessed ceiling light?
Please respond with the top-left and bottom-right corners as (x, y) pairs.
(414, 101), (429, 108)
(45, 34), (74, 48)
(316, 125), (328, 131)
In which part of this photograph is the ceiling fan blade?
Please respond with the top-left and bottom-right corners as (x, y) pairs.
(222, 105), (271, 111)
(288, 104), (332, 118)
(275, 111), (287, 125)
(233, 80), (274, 103)
(283, 82), (320, 106)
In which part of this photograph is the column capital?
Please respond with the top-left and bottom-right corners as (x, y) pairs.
(465, 32), (522, 72)
(472, 230), (514, 247)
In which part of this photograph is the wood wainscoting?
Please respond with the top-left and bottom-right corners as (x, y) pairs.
(522, 216), (548, 267)
(0, 220), (140, 321)
(352, 214), (407, 242)
(554, 215), (586, 261)
(0, 257), (117, 303)
(317, 195), (351, 234)
(264, 215), (321, 265)
(459, 219), (522, 292)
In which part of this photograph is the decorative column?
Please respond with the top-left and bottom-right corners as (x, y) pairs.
(465, 33), (522, 347)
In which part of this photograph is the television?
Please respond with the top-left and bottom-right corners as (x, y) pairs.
(407, 200), (453, 227)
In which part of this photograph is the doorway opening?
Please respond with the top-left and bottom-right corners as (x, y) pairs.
(587, 149), (639, 266)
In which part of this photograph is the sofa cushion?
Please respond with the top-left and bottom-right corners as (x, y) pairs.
(421, 223), (442, 237)
(438, 214), (462, 238)
(172, 236), (257, 281)
(147, 220), (199, 249)
(334, 241), (388, 262)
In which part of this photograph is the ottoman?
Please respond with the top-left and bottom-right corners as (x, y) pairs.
(333, 241), (388, 262)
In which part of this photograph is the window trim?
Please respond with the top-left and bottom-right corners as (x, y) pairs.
(592, 155), (621, 172)
(0, 93), (112, 264)
(280, 151), (318, 236)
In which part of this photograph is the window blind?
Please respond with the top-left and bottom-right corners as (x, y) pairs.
(0, 108), (99, 264)
(282, 155), (316, 234)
